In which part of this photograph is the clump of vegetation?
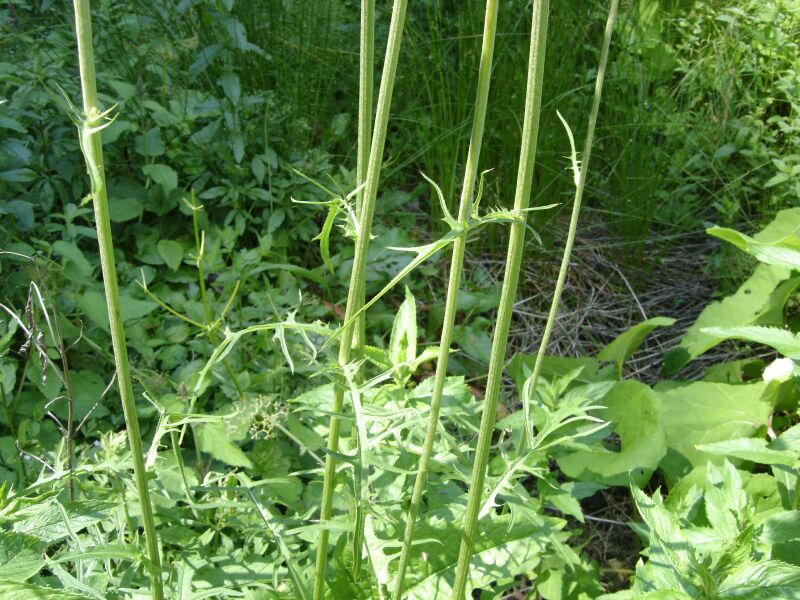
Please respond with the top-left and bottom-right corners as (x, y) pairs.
(0, 0), (799, 599)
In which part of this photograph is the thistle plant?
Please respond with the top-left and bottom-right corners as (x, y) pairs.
(523, 0), (620, 449)
(391, 1), (500, 597)
(451, 1), (551, 597)
(314, 1), (409, 597)
(70, 1), (164, 598)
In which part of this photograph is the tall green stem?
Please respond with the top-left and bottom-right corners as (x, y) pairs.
(391, 1), (500, 597)
(314, 1), (408, 598)
(523, 0), (619, 448)
(350, 0), (376, 572)
(354, 0), (376, 355)
(451, 1), (550, 597)
(72, 2), (164, 598)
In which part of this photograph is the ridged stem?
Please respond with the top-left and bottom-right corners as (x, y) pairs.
(72, 1), (164, 598)
(313, 1), (409, 598)
(391, 1), (500, 597)
(349, 0), (376, 572)
(450, 1), (550, 597)
(354, 0), (375, 355)
(523, 0), (619, 448)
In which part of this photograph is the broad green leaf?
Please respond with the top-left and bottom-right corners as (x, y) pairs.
(76, 290), (157, 332)
(598, 317), (675, 374)
(108, 197), (143, 222)
(558, 381), (666, 486)
(0, 580), (89, 599)
(157, 239), (184, 271)
(718, 560), (800, 599)
(12, 500), (113, 544)
(402, 511), (562, 599)
(702, 358), (767, 384)
(0, 531), (43, 581)
(773, 424), (800, 453)
(697, 437), (797, 466)
(654, 381), (770, 483)
(134, 127), (166, 157)
(142, 163), (178, 193)
(52, 240), (92, 276)
(664, 264), (799, 375)
(709, 207), (800, 271)
(218, 72), (241, 104)
(701, 326), (800, 358)
(760, 511), (800, 545)
(195, 421), (253, 469)
(0, 168), (36, 183)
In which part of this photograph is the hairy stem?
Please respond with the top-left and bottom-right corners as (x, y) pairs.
(313, 1), (409, 597)
(451, 1), (550, 597)
(72, 2), (164, 598)
(353, 0), (376, 356)
(350, 0), (376, 573)
(391, 1), (500, 597)
(523, 0), (619, 449)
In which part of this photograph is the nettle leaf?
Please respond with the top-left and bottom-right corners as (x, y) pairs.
(195, 421), (253, 469)
(598, 317), (675, 375)
(630, 486), (700, 596)
(157, 239), (184, 271)
(654, 381), (771, 483)
(142, 163), (178, 194)
(134, 126), (166, 157)
(760, 511), (800, 545)
(12, 500), (114, 544)
(703, 461), (748, 545)
(0, 531), (44, 581)
(718, 560), (800, 599)
(558, 381), (666, 486)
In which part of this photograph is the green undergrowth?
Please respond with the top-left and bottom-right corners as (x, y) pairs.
(1, 0), (799, 599)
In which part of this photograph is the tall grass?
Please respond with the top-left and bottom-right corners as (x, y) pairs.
(391, 1), (499, 597)
(70, 1), (164, 598)
(313, 1), (409, 597)
(451, 0), (550, 596)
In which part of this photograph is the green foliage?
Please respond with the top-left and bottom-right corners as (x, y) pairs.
(1, 1), (799, 599)
(602, 462), (800, 599)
